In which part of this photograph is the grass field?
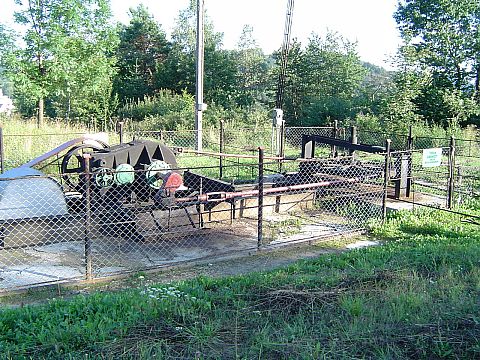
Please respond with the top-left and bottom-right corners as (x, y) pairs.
(1, 205), (479, 359)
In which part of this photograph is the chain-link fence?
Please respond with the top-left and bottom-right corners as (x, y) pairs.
(0, 147), (385, 292)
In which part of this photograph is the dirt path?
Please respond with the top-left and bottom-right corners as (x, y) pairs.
(0, 234), (377, 307)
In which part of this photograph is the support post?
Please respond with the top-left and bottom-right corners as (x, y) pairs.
(219, 120), (224, 178)
(405, 125), (413, 197)
(407, 125), (413, 150)
(382, 139), (392, 222)
(118, 121), (124, 144)
(257, 147), (264, 249)
(83, 153), (93, 281)
(447, 136), (456, 209)
(331, 120), (338, 157)
(0, 127), (4, 174)
(195, 0), (205, 151)
(349, 126), (357, 160)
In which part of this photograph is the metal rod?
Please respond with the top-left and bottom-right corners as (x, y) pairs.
(175, 175), (367, 204)
(219, 120), (224, 178)
(257, 147), (264, 249)
(182, 148), (284, 160)
(331, 120), (338, 157)
(118, 121), (124, 144)
(407, 125), (413, 150)
(349, 126), (357, 159)
(382, 139), (392, 222)
(447, 136), (455, 209)
(83, 153), (93, 281)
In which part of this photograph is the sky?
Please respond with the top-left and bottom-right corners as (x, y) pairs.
(0, 0), (402, 70)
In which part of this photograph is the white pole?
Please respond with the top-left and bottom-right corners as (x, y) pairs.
(195, 0), (205, 151)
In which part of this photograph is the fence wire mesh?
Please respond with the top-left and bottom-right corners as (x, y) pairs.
(0, 149), (384, 292)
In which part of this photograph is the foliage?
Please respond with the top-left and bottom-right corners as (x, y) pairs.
(1, 207), (480, 358)
(114, 4), (170, 103)
(156, 1), (238, 109)
(234, 25), (272, 108)
(3, 0), (118, 129)
(394, 0), (480, 126)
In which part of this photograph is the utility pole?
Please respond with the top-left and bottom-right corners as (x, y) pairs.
(195, 0), (205, 151)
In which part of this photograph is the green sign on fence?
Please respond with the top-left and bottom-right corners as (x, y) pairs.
(422, 148), (443, 168)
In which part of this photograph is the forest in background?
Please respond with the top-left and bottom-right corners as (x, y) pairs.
(0, 0), (479, 136)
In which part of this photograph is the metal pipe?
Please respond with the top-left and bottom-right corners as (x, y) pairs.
(447, 136), (455, 209)
(195, 0), (205, 151)
(175, 175), (365, 204)
(257, 147), (264, 248)
(83, 153), (93, 281)
(382, 139), (392, 222)
(182, 148), (284, 160)
(219, 120), (224, 178)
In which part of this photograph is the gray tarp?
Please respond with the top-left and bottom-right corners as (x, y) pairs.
(0, 168), (68, 220)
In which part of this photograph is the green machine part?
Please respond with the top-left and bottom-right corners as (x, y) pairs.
(94, 167), (114, 188)
(145, 160), (171, 189)
(114, 163), (135, 185)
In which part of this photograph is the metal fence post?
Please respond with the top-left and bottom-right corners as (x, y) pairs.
(219, 120), (224, 178)
(257, 147), (264, 249)
(83, 153), (93, 281)
(118, 121), (124, 144)
(407, 125), (413, 150)
(349, 126), (357, 159)
(382, 139), (392, 222)
(447, 136), (456, 209)
(0, 127), (4, 174)
(331, 120), (338, 157)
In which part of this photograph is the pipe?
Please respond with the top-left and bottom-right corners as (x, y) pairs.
(174, 176), (364, 204)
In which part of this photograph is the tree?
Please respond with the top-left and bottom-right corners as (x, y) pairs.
(234, 25), (271, 107)
(5, 0), (117, 128)
(394, 0), (480, 125)
(395, 0), (480, 92)
(157, 1), (237, 108)
(114, 5), (170, 103)
(277, 32), (366, 125)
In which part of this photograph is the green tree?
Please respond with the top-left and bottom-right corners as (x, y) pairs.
(394, 0), (480, 125)
(4, 0), (117, 128)
(277, 33), (366, 125)
(114, 5), (170, 103)
(157, 1), (237, 108)
(234, 25), (271, 107)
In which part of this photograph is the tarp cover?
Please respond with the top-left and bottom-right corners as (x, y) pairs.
(0, 168), (68, 220)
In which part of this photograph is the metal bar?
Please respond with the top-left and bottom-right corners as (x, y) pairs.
(447, 136), (455, 209)
(83, 153), (93, 281)
(175, 175), (367, 204)
(181, 148), (284, 160)
(219, 120), (224, 178)
(301, 134), (385, 154)
(331, 120), (338, 157)
(257, 147), (264, 249)
(118, 121), (124, 144)
(349, 126), (357, 159)
(382, 139), (392, 222)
